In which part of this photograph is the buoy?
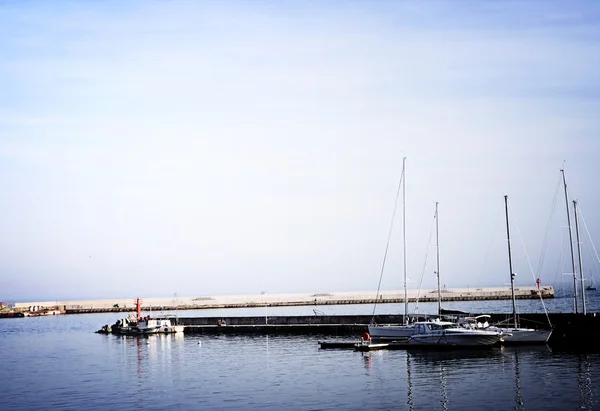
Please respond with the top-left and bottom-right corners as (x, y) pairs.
(362, 332), (371, 342)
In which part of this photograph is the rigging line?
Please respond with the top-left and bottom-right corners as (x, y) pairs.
(508, 201), (552, 326)
(471, 206), (503, 314)
(584, 239), (600, 285)
(553, 229), (569, 297)
(578, 208), (600, 285)
(478, 206), (503, 283)
(370, 166), (404, 323)
(414, 210), (436, 312)
(578, 208), (600, 267)
(536, 172), (562, 280)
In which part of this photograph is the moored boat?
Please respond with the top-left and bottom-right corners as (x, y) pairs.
(368, 158), (430, 341)
(408, 321), (503, 347)
(458, 315), (552, 344)
(96, 298), (184, 335)
(477, 196), (553, 345)
(368, 324), (414, 342)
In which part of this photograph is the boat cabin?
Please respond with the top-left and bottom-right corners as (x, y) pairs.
(413, 321), (455, 334)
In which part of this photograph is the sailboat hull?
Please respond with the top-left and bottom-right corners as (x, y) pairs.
(494, 328), (552, 344)
(368, 325), (413, 341)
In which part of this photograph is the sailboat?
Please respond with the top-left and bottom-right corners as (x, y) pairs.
(368, 158), (414, 342)
(482, 196), (552, 344)
(585, 284), (597, 291)
(404, 203), (503, 347)
(585, 272), (597, 291)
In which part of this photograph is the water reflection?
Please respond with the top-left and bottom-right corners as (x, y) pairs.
(5, 320), (600, 411)
(578, 353), (594, 410)
(406, 348), (503, 411)
(407, 347), (502, 364)
(406, 353), (413, 411)
(439, 359), (448, 411)
(362, 352), (372, 370)
(513, 349), (523, 411)
(135, 337), (145, 409)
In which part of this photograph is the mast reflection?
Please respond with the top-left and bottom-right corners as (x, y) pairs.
(439, 360), (448, 411)
(406, 353), (413, 411)
(513, 349), (523, 411)
(578, 353), (593, 410)
(406, 348), (501, 410)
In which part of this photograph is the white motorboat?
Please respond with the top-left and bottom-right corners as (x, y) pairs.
(408, 321), (503, 347)
(131, 317), (185, 335)
(129, 298), (185, 334)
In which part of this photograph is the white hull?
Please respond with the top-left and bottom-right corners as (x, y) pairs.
(459, 316), (552, 345)
(492, 328), (552, 344)
(368, 325), (413, 341)
(407, 321), (503, 347)
(409, 330), (502, 346)
(134, 320), (185, 335)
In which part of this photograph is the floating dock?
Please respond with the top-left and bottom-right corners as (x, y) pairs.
(318, 341), (358, 349)
(355, 343), (390, 352)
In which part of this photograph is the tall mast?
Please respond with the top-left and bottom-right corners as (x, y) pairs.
(504, 195), (518, 329)
(402, 157), (408, 325)
(573, 200), (587, 315)
(435, 202), (441, 316)
(561, 168), (579, 313)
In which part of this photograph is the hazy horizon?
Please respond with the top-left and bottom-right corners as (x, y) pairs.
(1, 1), (599, 302)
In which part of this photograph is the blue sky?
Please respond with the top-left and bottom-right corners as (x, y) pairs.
(1, 1), (599, 301)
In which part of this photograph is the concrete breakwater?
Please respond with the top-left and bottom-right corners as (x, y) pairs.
(15, 286), (554, 315)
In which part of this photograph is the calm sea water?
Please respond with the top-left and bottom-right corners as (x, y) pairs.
(1, 295), (599, 411)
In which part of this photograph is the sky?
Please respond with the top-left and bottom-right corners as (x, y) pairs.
(1, 1), (600, 302)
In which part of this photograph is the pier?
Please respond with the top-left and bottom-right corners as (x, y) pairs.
(11, 286), (554, 315)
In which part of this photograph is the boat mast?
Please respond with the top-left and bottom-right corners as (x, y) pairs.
(573, 200), (587, 314)
(504, 195), (518, 329)
(435, 202), (441, 316)
(402, 157), (408, 325)
(561, 168), (579, 313)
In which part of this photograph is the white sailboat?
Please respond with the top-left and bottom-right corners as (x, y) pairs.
(482, 196), (552, 344)
(368, 157), (414, 341)
(585, 271), (597, 291)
